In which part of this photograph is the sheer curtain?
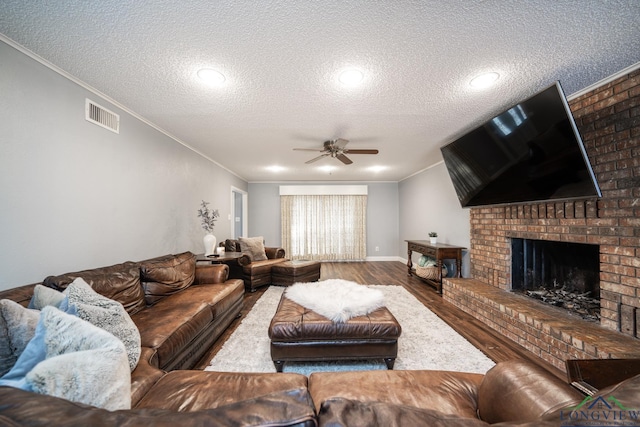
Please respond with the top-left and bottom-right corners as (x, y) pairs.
(281, 194), (367, 261)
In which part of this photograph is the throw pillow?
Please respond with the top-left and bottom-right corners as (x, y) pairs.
(0, 306), (131, 410)
(239, 236), (268, 261)
(0, 300), (39, 377)
(28, 284), (66, 310)
(64, 278), (141, 371)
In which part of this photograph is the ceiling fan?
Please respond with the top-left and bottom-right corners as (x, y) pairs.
(293, 138), (379, 165)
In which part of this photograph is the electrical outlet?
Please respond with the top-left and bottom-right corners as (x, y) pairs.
(375, 246), (379, 252)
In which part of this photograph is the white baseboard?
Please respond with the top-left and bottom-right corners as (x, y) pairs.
(364, 256), (406, 262)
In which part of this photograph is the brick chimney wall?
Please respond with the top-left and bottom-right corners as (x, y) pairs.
(469, 69), (640, 335)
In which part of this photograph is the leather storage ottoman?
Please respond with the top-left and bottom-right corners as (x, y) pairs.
(271, 260), (321, 286)
(268, 293), (401, 372)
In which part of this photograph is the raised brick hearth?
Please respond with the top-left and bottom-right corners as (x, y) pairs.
(443, 68), (640, 372)
(444, 278), (640, 371)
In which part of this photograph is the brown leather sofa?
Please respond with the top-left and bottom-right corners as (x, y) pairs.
(0, 252), (317, 426)
(310, 360), (585, 426)
(39, 251), (243, 372)
(3, 357), (640, 426)
(309, 361), (640, 426)
(221, 239), (288, 292)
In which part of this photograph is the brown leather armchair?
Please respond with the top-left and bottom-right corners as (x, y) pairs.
(221, 239), (287, 292)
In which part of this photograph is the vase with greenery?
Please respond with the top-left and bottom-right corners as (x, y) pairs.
(428, 231), (438, 244)
(197, 201), (220, 256)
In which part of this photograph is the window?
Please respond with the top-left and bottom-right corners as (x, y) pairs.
(281, 192), (367, 261)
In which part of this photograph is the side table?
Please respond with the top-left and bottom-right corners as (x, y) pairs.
(566, 358), (640, 396)
(195, 252), (245, 264)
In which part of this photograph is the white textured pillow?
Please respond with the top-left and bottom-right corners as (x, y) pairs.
(239, 236), (268, 261)
(28, 284), (66, 309)
(0, 306), (131, 410)
(64, 278), (141, 371)
(0, 300), (39, 376)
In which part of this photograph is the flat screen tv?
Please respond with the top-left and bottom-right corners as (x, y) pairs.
(441, 82), (601, 208)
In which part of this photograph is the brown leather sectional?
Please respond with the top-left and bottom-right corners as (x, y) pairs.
(0, 252), (316, 425)
(2, 254), (640, 425)
(39, 251), (243, 372)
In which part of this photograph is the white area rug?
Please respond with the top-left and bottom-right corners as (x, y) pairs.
(205, 285), (496, 376)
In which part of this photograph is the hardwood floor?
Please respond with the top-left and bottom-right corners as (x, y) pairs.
(195, 261), (565, 379)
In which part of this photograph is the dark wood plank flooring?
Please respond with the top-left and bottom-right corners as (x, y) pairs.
(195, 261), (565, 379)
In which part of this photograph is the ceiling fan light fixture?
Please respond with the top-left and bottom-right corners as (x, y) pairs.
(197, 68), (226, 86)
(470, 72), (500, 89)
(338, 69), (364, 86)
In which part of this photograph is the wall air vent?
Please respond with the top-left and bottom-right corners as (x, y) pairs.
(85, 99), (120, 133)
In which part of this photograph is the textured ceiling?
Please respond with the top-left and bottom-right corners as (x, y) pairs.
(1, 1), (639, 182)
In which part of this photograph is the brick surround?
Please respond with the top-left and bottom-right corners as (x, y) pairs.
(444, 69), (640, 370)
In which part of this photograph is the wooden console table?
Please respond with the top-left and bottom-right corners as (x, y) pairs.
(406, 240), (465, 294)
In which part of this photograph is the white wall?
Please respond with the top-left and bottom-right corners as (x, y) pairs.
(0, 41), (247, 290)
(398, 163), (471, 277)
(248, 182), (400, 259)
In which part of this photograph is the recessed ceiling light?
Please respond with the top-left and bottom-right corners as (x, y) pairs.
(197, 68), (226, 86)
(266, 165), (286, 173)
(338, 69), (364, 86)
(470, 72), (500, 89)
(367, 165), (387, 173)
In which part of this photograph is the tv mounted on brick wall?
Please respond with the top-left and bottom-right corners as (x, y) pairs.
(441, 81), (601, 208)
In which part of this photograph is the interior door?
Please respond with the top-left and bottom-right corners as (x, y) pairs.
(231, 187), (248, 238)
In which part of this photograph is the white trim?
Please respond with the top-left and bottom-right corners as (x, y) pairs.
(365, 256), (405, 262)
(567, 61), (640, 100)
(0, 34), (246, 182)
(279, 185), (368, 196)
(400, 160), (444, 182)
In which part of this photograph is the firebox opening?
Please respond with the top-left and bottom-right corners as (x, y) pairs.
(511, 238), (600, 322)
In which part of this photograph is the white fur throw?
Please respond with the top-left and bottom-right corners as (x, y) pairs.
(15, 306), (130, 410)
(284, 279), (385, 322)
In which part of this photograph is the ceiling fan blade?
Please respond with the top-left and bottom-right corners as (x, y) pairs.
(335, 138), (349, 148)
(337, 154), (353, 165)
(306, 154), (329, 164)
(343, 149), (379, 154)
(294, 148), (324, 152)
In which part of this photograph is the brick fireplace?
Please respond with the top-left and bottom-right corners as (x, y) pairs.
(444, 68), (640, 371)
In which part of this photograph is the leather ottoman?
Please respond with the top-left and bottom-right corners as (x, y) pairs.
(271, 260), (321, 286)
(268, 293), (401, 372)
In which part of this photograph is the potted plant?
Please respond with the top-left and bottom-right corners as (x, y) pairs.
(197, 201), (220, 256)
(429, 232), (438, 245)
